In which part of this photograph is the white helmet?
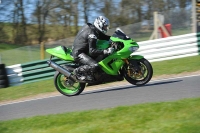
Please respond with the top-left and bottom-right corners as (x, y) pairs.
(94, 16), (110, 34)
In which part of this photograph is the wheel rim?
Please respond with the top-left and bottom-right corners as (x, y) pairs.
(128, 62), (148, 80)
(56, 74), (80, 94)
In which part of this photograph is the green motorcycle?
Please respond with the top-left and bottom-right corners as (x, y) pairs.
(46, 28), (153, 96)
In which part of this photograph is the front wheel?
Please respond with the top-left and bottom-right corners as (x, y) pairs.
(54, 71), (85, 96)
(122, 58), (153, 86)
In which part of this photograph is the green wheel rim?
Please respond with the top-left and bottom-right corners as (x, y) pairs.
(56, 74), (80, 95)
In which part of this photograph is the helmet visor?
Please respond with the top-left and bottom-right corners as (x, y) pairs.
(103, 25), (110, 33)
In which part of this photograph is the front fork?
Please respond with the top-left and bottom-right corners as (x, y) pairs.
(123, 59), (131, 76)
(123, 59), (142, 78)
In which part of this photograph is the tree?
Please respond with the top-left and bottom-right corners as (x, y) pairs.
(177, 0), (191, 8)
(72, 0), (79, 34)
(0, 0), (12, 43)
(59, 0), (73, 37)
(0, 0), (192, 45)
(19, 0), (28, 43)
(81, 0), (102, 24)
(113, 0), (144, 26)
(100, 0), (118, 27)
(0, 23), (9, 43)
(33, 0), (60, 44)
(12, 0), (28, 44)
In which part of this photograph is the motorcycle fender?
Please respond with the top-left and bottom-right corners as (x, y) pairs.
(129, 55), (144, 60)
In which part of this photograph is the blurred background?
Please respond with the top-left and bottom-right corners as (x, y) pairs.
(0, 0), (192, 65)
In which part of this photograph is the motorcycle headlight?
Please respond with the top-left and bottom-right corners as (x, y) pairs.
(129, 46), (139, 52)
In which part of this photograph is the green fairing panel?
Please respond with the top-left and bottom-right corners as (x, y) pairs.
(110, 36), (138, 47)
(96, 40), (109, 50)
(46, 46), (74, 61)
(99, 57), (124, 75)
(110, 37), (139, 55)
(98, 37), (140, 75)
(129, 55), (144, 60)
(99, 54), (143, 75)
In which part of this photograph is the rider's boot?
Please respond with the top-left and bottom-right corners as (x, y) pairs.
(73, 67), (86, 80)
(73, 65), (96, 81)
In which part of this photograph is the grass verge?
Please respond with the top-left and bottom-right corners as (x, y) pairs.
(0, 43), (22, 52)
(152, 55), (200, 75)
(0, 97), (199, 133)
(0, 55), (199, 102)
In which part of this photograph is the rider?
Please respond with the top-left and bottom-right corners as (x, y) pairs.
(72, 16), (114, 80)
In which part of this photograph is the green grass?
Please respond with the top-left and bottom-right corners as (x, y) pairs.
(152, 55), (200, 75)
(0, 47), (50, 65)
(172, 28), (192, 36)
(0, 55), (199, 102)
(0, 43), (22, 52)
(0, 79), (55, 102)
(0, 97), (199, 133)
(121, 28), (191, 42)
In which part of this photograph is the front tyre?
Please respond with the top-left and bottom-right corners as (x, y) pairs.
(122, 58), (153, 86)
(54, 71), (85, 96)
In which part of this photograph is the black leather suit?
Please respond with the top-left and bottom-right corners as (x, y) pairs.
(72, 23), (110, 76)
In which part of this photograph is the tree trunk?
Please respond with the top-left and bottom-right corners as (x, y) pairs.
(19, 0), (28, 44)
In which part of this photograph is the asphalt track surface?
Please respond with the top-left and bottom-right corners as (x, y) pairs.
(0, 75), (200, 121)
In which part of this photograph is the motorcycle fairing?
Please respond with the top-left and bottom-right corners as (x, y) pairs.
(98, 37), (139, 75)
(99, 56), (125, 75)
(46, 46), (74, 61)
(96, 40), (110, 50)
(129, 55), (144, 60)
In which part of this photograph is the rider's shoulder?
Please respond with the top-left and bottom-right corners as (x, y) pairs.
(86, 23), (97, 36)
(87, 23), (96, 32)
(87, 23), (93, 28)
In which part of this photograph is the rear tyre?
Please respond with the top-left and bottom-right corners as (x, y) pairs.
(0, 84), (7, 88)
(0, 64), (9, 88)
(0, 69), (6, 75)
(0, 80), (6, 84)
(122, 58), (153, 86)
(0, 75), (6, 80)
(54, 71), (85, 96)
(0, 64), (5, 69)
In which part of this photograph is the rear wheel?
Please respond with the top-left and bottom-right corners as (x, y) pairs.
(54, 71), (85, 96)
(122, 58), (153, 86)
(0, 69), (6, 75)
(0, 64), (5, 69)
(0, 75), (6, 80)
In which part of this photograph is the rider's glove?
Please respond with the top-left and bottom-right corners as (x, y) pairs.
(109, 39), (113, 44)
(103, 47), (115, 55)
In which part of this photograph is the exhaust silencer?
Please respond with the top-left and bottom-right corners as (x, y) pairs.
(47, 60), (72, 78)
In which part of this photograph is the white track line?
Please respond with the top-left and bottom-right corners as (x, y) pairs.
(0, 74), (200, 106)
